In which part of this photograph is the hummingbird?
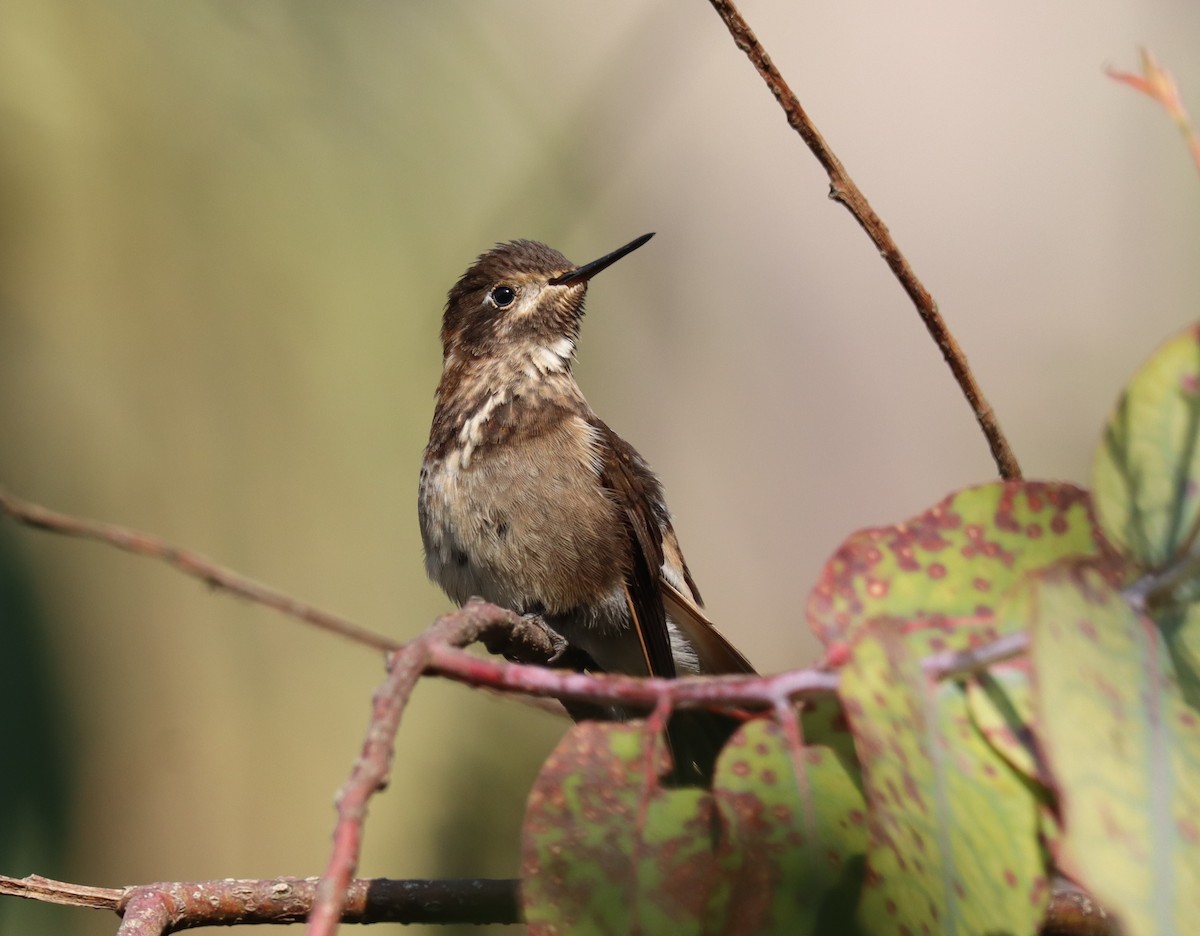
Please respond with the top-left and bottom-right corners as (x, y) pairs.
(418, 233), (755, 784)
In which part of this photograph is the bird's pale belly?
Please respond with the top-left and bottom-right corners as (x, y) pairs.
(419, 440), (625, 615)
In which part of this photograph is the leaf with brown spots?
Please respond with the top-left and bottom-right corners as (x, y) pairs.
(838, 620), (1049, 936)
(521, 708), (869, 934)
(1027, 563), (1200, 936)
(521, 721), (717, 935)
(808, 481), (1114, 652)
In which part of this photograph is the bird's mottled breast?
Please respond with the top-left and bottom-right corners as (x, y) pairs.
(419, 380), (628, 614)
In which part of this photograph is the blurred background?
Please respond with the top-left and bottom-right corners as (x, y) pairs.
(1, 1), (1198, 933)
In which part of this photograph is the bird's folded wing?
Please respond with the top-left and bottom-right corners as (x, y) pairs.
(596, 424), (677, 679)
(660, 579), (756, 675)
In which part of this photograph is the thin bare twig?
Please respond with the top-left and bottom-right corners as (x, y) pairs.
(0, 487), (399, 654)
(922, 631), (1030, 680)
(0, 874), (120, 910)
(0, 874), (522, 929)
(705, 0), (1022, 481)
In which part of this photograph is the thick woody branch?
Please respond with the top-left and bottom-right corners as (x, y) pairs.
(1041, 880), (1116, 936)
(0, 874), (521, 930)
(117, 892), (171, 936)
(705, 0), (1022, 481)
(0, 871), (1109, 934)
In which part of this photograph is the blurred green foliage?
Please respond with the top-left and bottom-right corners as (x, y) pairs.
(0, 527), (74, 934)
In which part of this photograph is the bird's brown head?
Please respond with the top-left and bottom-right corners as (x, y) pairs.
(440, 233), (654, 368)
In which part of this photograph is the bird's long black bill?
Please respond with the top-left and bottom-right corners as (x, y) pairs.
(549, 232), (654, 286)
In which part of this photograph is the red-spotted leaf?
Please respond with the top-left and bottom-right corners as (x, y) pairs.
(838, 621), (1048, 936)
(522, 709), (869, 935)
(1028, 563), (1200, 936)
(808, 481), (1110, 652)
(1092, 322), (1200, 593)
(521, 721), (717, 935)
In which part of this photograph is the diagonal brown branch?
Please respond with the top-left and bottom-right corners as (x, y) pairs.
(705, 0), (1022, 481)
(0, 487), (399, 654)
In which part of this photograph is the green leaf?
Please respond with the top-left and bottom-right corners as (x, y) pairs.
(1028, 563), (1200, 936)
(964, 666), (1040, 782)
(962, 576), (1071, 791)
(838, 622), (1048, 936)
(1159, 603), (1200, 708)
(0, 529), (73, 865)
(1093, 322), (1200, 582)
(808, 481), (1109, 650)
(965, 582), (1065, 857)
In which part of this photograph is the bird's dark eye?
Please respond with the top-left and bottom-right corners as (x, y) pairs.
(490, 285), (516, 309)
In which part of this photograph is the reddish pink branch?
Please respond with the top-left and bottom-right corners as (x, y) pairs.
(116, 891), (172, 936)
(307, 653), (416, 936)
(308, 601), (524, 936)
(426, 637), (840, 709)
